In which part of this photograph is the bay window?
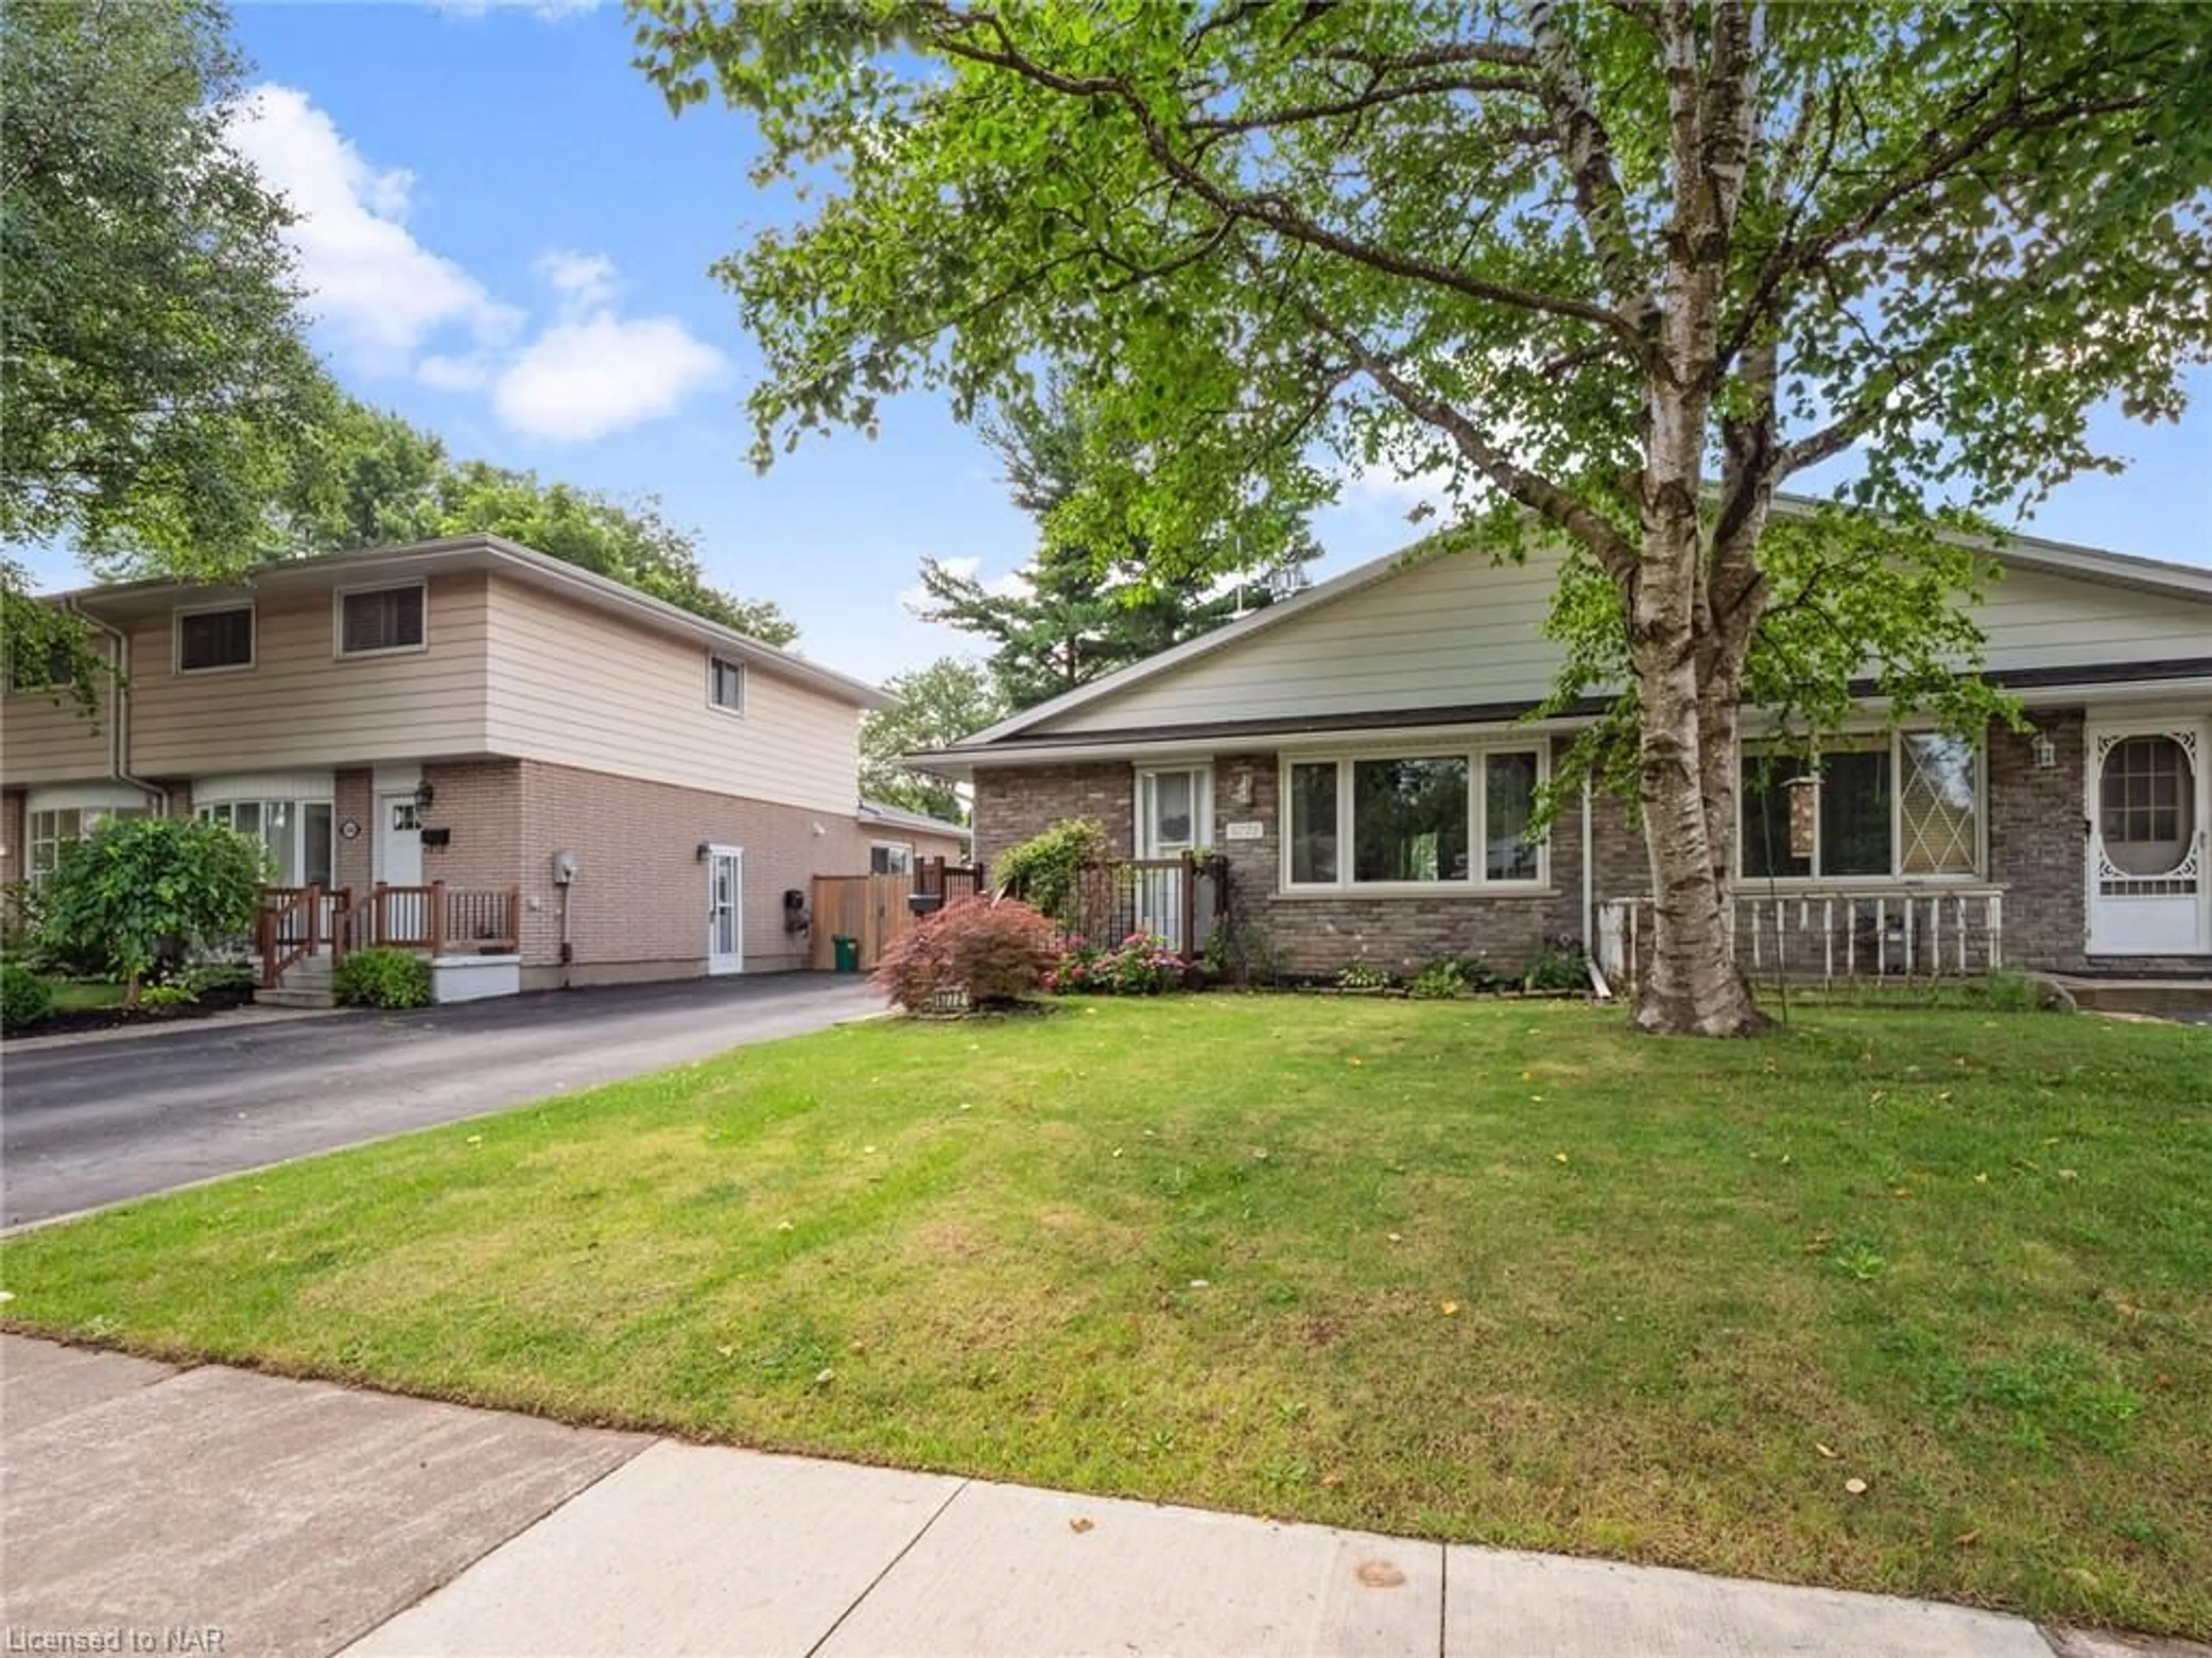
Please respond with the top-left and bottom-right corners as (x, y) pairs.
(1285, 746), (1546, 891)
(1741, 732), (1981, 882)
(26, 805), (148, 884)
(198, 798), (334, 888)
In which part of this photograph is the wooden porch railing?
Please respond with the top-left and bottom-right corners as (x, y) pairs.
(1597, 887), (2005, 996)
(255, 885), (327, 989)
(342, 882), (522, 955)
(255, 882), (521, 988)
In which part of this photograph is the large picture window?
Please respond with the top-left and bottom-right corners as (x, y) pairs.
(1741, 733), (1980, 882)
(1285, 746), (1545, 892)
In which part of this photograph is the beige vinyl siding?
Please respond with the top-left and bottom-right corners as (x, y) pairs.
(481, 575), (861, 813)
(1037, 544), (2212, 738)
(0, 657), (116, 786)
(1044, 545), (1572, 734)
(1974, 564), (2212, 674)
(126, 574), (493, 774)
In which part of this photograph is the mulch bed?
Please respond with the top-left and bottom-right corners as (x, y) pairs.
(6, 985), (260, 1041)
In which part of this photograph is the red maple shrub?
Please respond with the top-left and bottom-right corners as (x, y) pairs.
(873, 897), (1060, 1013)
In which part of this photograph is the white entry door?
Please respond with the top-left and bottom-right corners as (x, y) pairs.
(1135, 767), (1210, 949)
(376, 793), (424, 886)
(706, 846), (744, 975)
(2087, 719), (2209, 956)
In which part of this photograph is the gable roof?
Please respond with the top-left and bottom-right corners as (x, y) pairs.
(942, 502), (2212, 753)
(56, 535), (892, 711)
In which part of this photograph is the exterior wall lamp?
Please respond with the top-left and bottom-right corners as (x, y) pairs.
(414, 780), (436, 810)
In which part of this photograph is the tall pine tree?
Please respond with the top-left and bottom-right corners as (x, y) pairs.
(915, 386), (1315, 710)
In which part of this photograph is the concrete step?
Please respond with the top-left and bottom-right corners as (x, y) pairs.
(2053, 977), (2212, 1016)
(255, 987), (336, 1010)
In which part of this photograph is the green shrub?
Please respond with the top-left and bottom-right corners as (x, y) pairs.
(994, 818), (1108, 926)
(1455, 953), (1508, 993)
(874, 897), (1059, 1013)
(1336, 959), (1392, 991)
(183, 961), (260, 997)
(1048, 932), (1187, 995)
(137, 983), (199, 1010)
(39, 816), (266, 996)
(333, 948), (431, 1009)
(1409, 959), (1470, 1000)
(1522, 939), (1589, 994)
(1, 962), (55, 1027)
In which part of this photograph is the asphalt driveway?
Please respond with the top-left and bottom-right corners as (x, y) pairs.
(1, 974), (884, 1229)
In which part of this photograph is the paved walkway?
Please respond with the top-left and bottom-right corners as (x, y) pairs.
(7, 1337), (2192, 1658)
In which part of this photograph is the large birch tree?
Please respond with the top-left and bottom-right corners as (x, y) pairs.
(632, 1), (2212, 1034)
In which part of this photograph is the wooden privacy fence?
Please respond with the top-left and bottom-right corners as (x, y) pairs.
(809, 872), (919, 971)
(810, 863), (993, 971)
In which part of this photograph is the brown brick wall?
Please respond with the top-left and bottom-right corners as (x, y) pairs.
(421, 760), (525, 892)
(976, 746), (1598, 979)
(335, 768), (374, 893)
(972, 762), (1137, 871)
(1, 788), (22, 888)
(1988, 708), (2088, 973)
(969, 715), (2201, 977)
(514, 759), (964, 988)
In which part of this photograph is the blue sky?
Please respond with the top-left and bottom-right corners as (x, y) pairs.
(31, 3), (2211, 681)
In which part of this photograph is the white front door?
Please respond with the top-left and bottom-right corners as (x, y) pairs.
(706, 847), (744, 975)
(377, 793), (424, 886)
(2087, 719), (2209, 956)
(1135, 767), (1210, 948)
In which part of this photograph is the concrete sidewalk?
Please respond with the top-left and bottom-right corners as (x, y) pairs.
(0, 1335), (2192, 1658)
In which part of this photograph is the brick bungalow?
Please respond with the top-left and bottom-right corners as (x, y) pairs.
(2, 536), (966, 998)
(914, 517), (2211, 982)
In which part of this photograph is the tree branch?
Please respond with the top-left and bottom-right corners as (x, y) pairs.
(920, 4), (1647, 352)
(1271, 282), (1638, 579)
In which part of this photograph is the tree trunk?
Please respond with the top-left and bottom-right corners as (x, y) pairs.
(1628, 479), (1764, 1038)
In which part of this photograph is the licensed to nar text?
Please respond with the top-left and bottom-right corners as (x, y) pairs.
(5, 1630), (225, 1655)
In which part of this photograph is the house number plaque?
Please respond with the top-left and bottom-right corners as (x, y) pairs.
(339, 819), (362, 840)
(1224, 820), (1265, 841)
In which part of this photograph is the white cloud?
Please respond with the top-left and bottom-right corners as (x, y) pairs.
(494, 313), (726, 443)
(536, 248), (620, 311)
(228, 85), (521, 371)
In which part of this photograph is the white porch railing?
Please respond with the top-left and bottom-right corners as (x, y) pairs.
(1597, 887), (2005, 994)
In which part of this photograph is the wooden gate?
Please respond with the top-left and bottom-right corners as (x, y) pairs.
(809, 872), (915, 971)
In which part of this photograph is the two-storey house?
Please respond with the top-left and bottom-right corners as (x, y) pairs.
(2, 536), (966, 998)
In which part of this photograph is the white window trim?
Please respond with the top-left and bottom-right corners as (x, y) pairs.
(870, 840), (916, 875)
(173, 600), (256, 675)
(332, 579), (430, 659)
(1278, 742), (1551, 897)
(1134, 763), (1214, 857)
(706, 653), (747, 716)
(1739, 730), (1987, 886)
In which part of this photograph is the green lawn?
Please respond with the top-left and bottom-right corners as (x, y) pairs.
(47, 979), (127, 1012)
(3, 997), (2207, 1634)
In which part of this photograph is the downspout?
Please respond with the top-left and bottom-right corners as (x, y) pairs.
(66, 600), (168, 815)
(1580, 775), (1594, 951)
